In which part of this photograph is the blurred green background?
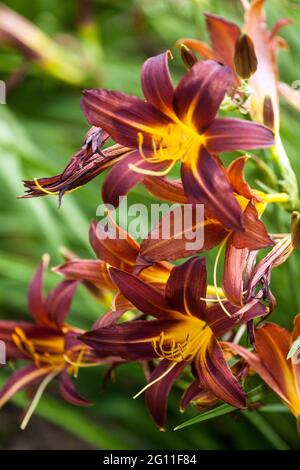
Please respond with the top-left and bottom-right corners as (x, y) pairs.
(1, 0), (300, 450)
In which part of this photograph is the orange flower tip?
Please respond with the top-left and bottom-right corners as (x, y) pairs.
(159, 427), (166, 432)
(291, 211), (300, 249)
(180, 44), (197, 70)
(234, 34), (258, 80)
(263, 96), (275, 130)
(179, 406), (185, 414)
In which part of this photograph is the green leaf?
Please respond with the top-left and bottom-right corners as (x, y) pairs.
(174, 385), (265, 431)
(260, 404), (289, 413)
(243, 411), (290, 450)
(174, 403), (236, 430)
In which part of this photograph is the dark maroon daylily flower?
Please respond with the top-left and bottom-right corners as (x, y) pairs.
(224, 207), (300, 311)
(0, 256), (112, 426)
(21, 126), (129, 205)
(138, 156), (273, 265)
(54, 219), (172, 311)
(81, 52), (274, 231)
(80, 257), (267, 429)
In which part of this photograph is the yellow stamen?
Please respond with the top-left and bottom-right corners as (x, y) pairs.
(200, 297), (228, 303)
(137, 132), (148, 161)
(133, 362), (177, 400)
(213, 234), (232, 317)
(152, 332), (193, 362)
(20, 370), (59, 430)
(128, 159), (177, 177)
(34, 178), (58, 195)
(33, 178), (82, 196)
(63, 348), (102, 370)
(72, 347), (86, 378)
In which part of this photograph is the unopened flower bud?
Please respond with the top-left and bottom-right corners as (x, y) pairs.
(263, 96), (275, 130)
(234, 34), (258, 79)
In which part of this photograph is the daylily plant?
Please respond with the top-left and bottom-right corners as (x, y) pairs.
(0, 256), (109, 428)
(2, 0), (300, 438)
(80, 257), (267, 429)
(229, 316), (300, 431)
(178, 0), (299, 207)
(81, 52), (274, 231)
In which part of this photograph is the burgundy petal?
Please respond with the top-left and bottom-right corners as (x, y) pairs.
(140, 205), (227, 262)
(54, 259), (114, 291)
(232, 200), (274, 250)
(102, 151), (168, 207)
(59, 370), (92, 406)
(80, 319), (180, 360)
(196, 336), (246, 408)
(92, 309), (125, 329)
(205, 118), (275, 153)
(145, 359), (185, 430)
(226, 156), (253, 200)
(180, 380), (202, 411)
(165, 257), (207, 319)
(89, 219), (139, 270)
(45, 280), (78, 328)
(207, 298), (267, 338)
(181, 148), (244, 231)
(141, 51), (175, 116)
(0, 364), (52, 408)
(143, 176), (187, 204)
(222, 236), (249, 307)
(81, 89), (172, 149)
(109, 268), (179, 320)
(173, 60), (232, 133)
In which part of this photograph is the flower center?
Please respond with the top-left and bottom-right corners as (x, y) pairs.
(12, 327), (65, 369)
(152, 321), (211, 363)
(129, 124), (205, 177)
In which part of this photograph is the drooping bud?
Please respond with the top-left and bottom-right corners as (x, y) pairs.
(234, 34), (258, 79)
(180, 44), (197, 70)
(263, 96), (275, 130)
(291, 211), (300, 249)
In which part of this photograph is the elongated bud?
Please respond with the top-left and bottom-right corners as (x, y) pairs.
(263, 96), (275, 130)
(234, 34), (258, 79)
(180, 44), (197, 70)
(291, 211), (300, 249)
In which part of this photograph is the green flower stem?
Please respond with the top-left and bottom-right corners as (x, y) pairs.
(269, 135), (300, 210)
